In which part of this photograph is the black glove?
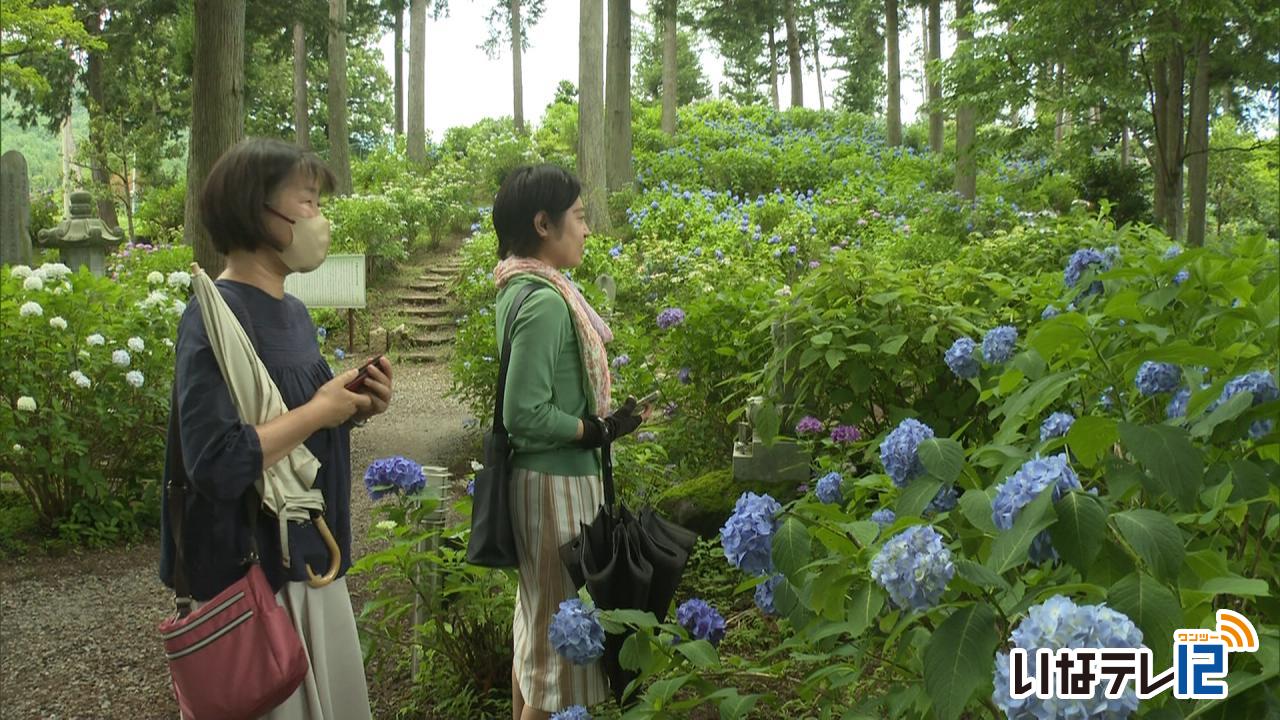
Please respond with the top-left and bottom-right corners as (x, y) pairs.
(577, 397), (643, 448)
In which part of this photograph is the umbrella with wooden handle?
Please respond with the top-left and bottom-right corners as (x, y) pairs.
(306, 513), (341, 587)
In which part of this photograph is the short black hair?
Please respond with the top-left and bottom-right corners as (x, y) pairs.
(492, 164), (582, 259)
(200, 138), (335, 255)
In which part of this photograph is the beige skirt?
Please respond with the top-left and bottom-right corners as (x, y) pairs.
(510, 467), (611, 713)
(183, 577), (371, 720)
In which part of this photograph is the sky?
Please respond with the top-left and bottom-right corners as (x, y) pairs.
(376, 3), (954, 139)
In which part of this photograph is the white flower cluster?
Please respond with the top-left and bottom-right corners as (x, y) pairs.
(49, 316), (67, 330)
(69, 370), (92, 389)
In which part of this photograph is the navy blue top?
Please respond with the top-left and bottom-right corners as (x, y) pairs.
(158, 279), (353, 601)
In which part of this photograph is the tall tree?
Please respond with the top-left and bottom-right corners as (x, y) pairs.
(927, 0), (943, 152)
(481, 0), (545, 134)
(393, 1), (404, 136)
(634, 24), (711, 104)
(783, 0), (803, 107)
(293, 21), (309, 148)
(327, 0), (353, 194)
(185, 0), (246, 277)
(767, 23), (780, 109)
(885, 0), (901, 144)
(606, 0), (632, 190)
(579, 0), (610, 229)
(809, 12), (824, 110)
(83, 10), (120, 229)
(1183, 33), (1210, 246)
(660, 0), (678, 134)
(825, 0), (883, 115)
(953, 0), (975, 199)
(407, 0), (427, 162)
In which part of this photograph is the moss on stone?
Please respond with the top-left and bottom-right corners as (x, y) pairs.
(656, 468), (796, 538)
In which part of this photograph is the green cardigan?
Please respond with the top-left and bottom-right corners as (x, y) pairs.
(495, 275), (601, 476)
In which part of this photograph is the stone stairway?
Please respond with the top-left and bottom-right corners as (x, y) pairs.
(396, 256), (466, 364)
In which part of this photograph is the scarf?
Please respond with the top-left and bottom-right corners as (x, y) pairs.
(493, 257), (613, 416)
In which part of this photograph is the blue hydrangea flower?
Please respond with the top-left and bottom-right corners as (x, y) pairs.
(754, 574), (783, 616)
(466, 478), (475, 497)
(1099, 386), (1116, 412)
(870, 525), (954, 611)
(676, 598), (726, 646)
(364, 456), (427, 500)
(982, 326), (1018, 364)
(879, 418), (935, 487)
(1135, 361), (1182, 396)
(944, 337), (980, 379)
(1166, 387), (1191, 419)
(657, 307), (686, 329)
(316, 326), (327, 341)
(550, 706), (591, 720)
(927, 485), (959, 515)
(1041, 305), (1059, 320)
(334, 347), (346, 360)
(1063, 248), (1111, 295)
(721, 492), (781, 576)
(548, 599), (605, 665)
(611, 354), (630, 369)
(609, 245), (622, 258)
(990, 454), (1081, 565)
(1218, 370), (1279, 438)
(1162, 244), (1182, 260)
(1173, 269), (1190, 285)
(870, 508), (896, 527)
(993, 595), (1142, 719)
(1039, 412), (1075, 442)
(677, 367), (692, 384)
(815, 471), (843, 504)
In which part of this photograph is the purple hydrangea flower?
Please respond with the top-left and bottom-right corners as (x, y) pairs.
(795, 416), (824, 435)
(870, 525), (954, 611)
(548, 599), (605, 665)
(870, 508), (896, 527)
(993, 596), (1142, 719)
(657, 308), (686, 329)
(879, 418), (935, 487)
(815, 471), (843, 504)
(1135, 361), (1182, 397)
(982, 326), (1018, 364)
(611, 354), (630, 368)
(364, 456), (427, 500)
(721, 492), (781, 576)
(991, 454), (1081, 564)
(676, 598), (726, 646)
(944, 337), (980, 379)
(830, 425), (861, 443)
(1039, 412), (1075, 442)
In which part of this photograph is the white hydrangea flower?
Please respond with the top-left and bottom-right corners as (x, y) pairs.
(127, 337), (145, 352)
(147, 271), (165, 284)
(78, 350), (90, 359)
(86, 333), (105, 346)
(23, 275), (44, 291)
(137, 290), (169, 310)
(125, 370), (144, 388)
(39, 262), (71, 280)
(112, 349), (131, 367)
(375, 520), (397, 531)
(19, 301), (43, 317)
(170, 300), (187, 316)
(51, 281), (71, 295)
(69, 370), (91, 389)
(167, 271), (192, 289)
(12, 444), (23, 452)
(469, 460), (484, 472)
(775, 285), (792, 297)
(16, 396), (37, 412)
(9, 265), (32, 279)
(49, 316), (68, 330)
(163, 338), (174, 348)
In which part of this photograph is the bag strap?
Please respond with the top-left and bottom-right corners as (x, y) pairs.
(167, 388), (262, 616)
(601, 435), (616, 510)
(493, 282), (544, 437)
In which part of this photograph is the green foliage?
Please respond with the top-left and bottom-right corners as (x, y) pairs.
(1071, 150), (1152, 227)
(0, 262), (187, 544)
(0, 0), (102, 104)
(633, 26), (712, 106)
(133, 181), (187, 245)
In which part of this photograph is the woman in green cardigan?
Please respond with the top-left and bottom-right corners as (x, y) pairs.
(491, 165), (649, 720)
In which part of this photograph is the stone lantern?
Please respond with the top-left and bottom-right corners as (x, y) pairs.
(36, 190), (123, 276)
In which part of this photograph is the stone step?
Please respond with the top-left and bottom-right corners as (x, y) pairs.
(408, 331), (454, 347)
(399, 292), (450, 306)
(398, 349), (447, 364)
(407, 279), (449, 293)
(418, 272), (456, 282)
(401, 305), (458, 318)
(405, 315), (456, 332)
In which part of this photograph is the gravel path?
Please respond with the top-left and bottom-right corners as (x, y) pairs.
(0, 362), (480, 720)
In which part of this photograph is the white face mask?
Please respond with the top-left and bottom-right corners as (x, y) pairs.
(267, 206), (331, 273)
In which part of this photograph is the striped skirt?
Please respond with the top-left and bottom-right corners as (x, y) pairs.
(510, 467), (611, 713)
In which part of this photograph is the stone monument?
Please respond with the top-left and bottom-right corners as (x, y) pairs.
(36, 190), (123, 276)
(0, 150), (33, 266)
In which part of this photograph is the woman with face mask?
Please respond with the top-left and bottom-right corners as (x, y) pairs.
(158, 138), (392, 719)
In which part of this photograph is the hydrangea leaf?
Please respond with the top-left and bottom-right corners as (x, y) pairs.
(1065, 415), (1118, 468)
(923, 603), (999, 720)
(1118, 422), (1203, 512)
(897, 477), (944, 519)
(1190, 391), (1253, 439)
(959, 488), (998, 535)
(772, 517), (812, 580)
(706, 688), (760, 720)
(754, 400), (780, 447)
(1111, 509), (1185, 583)
(1027, 313), (1088, 360)
(953, 559), (1010, 592)
(1107, 572), (1182, 669)
(674, 639), (721, 670)
(1050, 491), (1107, 575)
(918, 438), (965, 485)
(846, 583), (885, 639)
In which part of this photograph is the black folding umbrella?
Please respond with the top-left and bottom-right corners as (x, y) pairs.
(559, 439), (697, 705)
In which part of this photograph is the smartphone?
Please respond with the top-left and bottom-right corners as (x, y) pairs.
(344, 355), (384, 392)
(637, 390), (661, 407)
